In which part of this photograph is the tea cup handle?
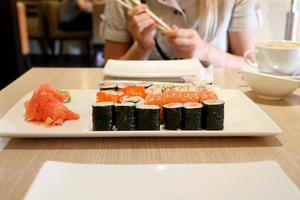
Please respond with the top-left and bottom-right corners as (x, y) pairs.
(244, 49), (258, 69)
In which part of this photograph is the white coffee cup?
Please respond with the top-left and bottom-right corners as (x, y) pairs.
(244, 40), (300, 75)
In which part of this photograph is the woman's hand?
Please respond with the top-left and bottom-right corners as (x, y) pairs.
(128, 5), (157, 53)
(77, 0), (93, 13)
(162, 25), (209, 60)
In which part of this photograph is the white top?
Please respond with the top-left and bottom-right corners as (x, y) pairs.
(102, 0), (261, 59)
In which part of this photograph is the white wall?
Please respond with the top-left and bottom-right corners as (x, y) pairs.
(258, 0), (300, 41)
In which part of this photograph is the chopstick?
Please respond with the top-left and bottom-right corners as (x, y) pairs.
(116, 0), (171, 31)
(129, 0), (171, 31)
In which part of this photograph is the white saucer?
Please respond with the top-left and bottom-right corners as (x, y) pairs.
(241, 67), (300, 100)
(270, 72), (300, 80)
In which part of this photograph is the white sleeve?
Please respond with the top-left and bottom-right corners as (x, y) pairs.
(228, 0), (261, 32)
(101, 0), (132, 42)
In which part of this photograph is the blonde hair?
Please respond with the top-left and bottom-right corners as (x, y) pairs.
(198, 0), (227, 41)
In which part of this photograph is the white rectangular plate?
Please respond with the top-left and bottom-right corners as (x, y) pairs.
(103, 59), (202, 78)
(24, 161), (300, 200)
(0, 89), (281, 137)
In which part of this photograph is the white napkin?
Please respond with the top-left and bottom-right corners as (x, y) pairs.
(182, 64), (214, 83)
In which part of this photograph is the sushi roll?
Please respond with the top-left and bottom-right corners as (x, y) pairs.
(115, 102), (136, 130)
(121, 96), (145, 105)
(168, 84), (197, 92)
(183, 103), (203, 130)
(163, 103), (183, 130)
(135, 82), (153, 88)
(92, 102), (114, 131)
(203, 100), (225, 130)
(136, 104), (160, 130)
(117, 83), (134, 89)
(99, 83), (117, 91)
(97, 90), (123, 103)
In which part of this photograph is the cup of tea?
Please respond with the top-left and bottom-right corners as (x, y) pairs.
(244, 40), (300, 75)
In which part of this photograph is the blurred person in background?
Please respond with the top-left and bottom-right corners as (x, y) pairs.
(60, 0), (93, 31)
(102, 0), (261, 68)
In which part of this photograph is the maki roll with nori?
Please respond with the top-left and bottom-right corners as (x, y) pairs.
(183, 102), (203, 130)
(99, 83), (117, 91)
(163, 103), (183, 130)
(117, 83), (134, 89)
(121, 96), (145, 105)
(136, 104), (160, 130)
(92, 102), (114, 131)
(115, 102), (136, 130)
(135, 82), (153, 88)
(203, 100), (225, 130)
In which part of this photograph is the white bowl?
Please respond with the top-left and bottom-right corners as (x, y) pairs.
(241, 68), (300, 100)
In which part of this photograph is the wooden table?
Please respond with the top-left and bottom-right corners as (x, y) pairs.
(0, 67), (300, 200)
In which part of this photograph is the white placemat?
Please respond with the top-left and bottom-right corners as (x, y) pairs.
(24, 161), (300, 200)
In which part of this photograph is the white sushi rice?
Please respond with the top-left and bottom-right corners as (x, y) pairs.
(136, 104), (160, 110)
(184, 102), (203, 109)
(163, 103), (183, 109)
(203, 100), (225, 106)
(99, 83), (117, 90)
(135, 82), (153, 88)
(115, 102), (135, 107)
(101, 90), (124, 96)
(93, 102), (115, 107)
(121, 96), (145, 104)
(117, 83), (135, 89)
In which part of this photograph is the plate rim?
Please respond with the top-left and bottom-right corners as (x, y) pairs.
(103, 59), (202, 78)
(0, 88), (282, 138)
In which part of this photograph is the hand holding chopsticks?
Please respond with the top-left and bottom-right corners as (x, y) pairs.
(116, 0), (171, 31)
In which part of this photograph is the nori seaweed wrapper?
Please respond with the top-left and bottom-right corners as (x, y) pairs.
(115, 103), (135, 130)
(92, 103), (114, 131)
(99, 83), (117, 91)
(163, 103), (183, 130)
(203, 100), (225, 130)
(183, 103), (203, 130)
(136, 105), (160, 130)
